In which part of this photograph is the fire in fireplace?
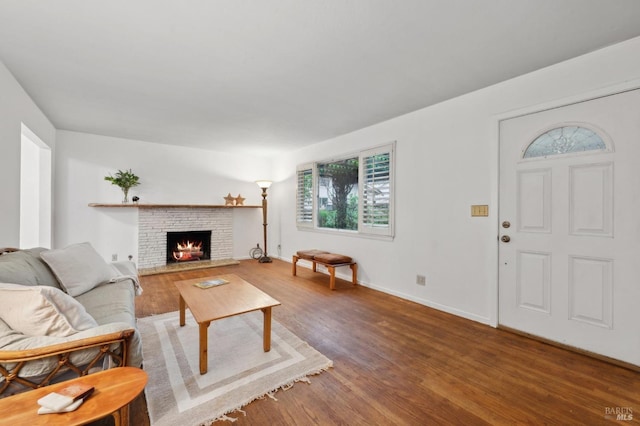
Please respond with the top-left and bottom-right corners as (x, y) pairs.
(166, 230), (212, 264)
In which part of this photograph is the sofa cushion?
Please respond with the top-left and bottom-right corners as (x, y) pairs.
(0, 249), (61, 288)
(0, 283), (98, 337)
(41, 242), (116, 297)
(75, 277), (143, 368)
(75, 280), (136, 328)
(296, 249), (330, 260)
(312, 253), (353, 264)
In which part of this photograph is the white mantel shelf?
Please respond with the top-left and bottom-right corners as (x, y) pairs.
(88, 203), (261, 209)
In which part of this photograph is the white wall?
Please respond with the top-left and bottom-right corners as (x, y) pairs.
(11, 35), (640, 328)
(272, 36), (640, 325)
(0, 61), (55, 247)
(54, 131), (271, 263)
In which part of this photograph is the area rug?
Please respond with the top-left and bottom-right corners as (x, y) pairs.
(138, 310), (333, 425)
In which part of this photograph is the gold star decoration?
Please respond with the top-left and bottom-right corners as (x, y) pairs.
(235, 194), (245, 206)
(224, 193), (235, 206)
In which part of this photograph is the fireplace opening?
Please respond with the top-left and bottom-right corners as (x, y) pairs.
(166, 230), (212, 264)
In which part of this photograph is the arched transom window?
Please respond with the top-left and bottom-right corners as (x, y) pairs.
(523, 125), (607, 158)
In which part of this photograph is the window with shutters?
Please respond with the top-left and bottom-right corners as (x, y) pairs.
(295, 142), (395, 239)
(296, 165), (313, 227)
(360, 146), (391, 235)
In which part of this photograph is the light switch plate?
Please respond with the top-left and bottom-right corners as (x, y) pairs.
(471, 205), (489, 217)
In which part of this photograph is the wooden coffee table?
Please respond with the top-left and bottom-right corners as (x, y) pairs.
(0, 366), (147, 425)
(174, 273), (281, 375)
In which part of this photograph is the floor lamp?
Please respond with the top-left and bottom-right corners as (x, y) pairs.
(256, 180), (272, 263)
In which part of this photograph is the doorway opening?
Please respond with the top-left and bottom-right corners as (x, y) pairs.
(20, 123), (51, 248)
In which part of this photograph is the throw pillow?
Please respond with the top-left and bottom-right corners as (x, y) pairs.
(41, 242), (114, 296)
(0, 249), (60, 288)
(0, 283), (98, 337)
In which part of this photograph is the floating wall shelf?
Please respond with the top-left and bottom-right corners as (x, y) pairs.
(88, 203), (262, 209)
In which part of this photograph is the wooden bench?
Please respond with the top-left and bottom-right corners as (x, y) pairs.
(292, 250), (357, 290)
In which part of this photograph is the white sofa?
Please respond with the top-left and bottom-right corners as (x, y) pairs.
(0, 243), (142, 397)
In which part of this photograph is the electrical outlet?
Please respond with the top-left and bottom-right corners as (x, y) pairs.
(416, 275), (426, 285)
(112, 254), (118, 261)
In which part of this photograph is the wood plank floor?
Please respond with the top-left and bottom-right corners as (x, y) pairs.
(129, 259), (640, 425)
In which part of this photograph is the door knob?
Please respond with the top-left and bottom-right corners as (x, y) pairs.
(502, 221), (511, 228)
(501, 235), (511, 243)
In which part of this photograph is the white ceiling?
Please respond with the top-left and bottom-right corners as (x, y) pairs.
(2, 1), (640, 157)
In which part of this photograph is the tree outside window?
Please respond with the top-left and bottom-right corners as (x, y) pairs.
(317, 157), (359, 230)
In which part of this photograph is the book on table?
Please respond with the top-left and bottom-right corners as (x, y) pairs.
(57, 383), (95, 401)
(193, 278), (230, 289)
(37, 382), (94, 413)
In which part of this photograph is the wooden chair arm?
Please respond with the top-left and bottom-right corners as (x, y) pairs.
(0, 329), (135, 363)
(0, 328), (135, 397)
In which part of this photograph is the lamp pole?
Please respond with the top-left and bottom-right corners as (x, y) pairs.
(256, 181), (272, 263)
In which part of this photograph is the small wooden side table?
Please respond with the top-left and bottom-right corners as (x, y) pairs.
(0, 366), (147, 426)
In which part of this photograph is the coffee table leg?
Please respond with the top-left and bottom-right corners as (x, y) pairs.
(112, 404), (129, 426)
(199, 321), (210, 375)
(262, 307), (272, 352)
(111, 409), (121, 426)
(179, 295), (186, 327)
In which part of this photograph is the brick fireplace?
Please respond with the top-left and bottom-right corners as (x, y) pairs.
(138, 207), (232, 269)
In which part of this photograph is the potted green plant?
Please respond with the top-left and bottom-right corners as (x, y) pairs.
(104, 169), (140, 203)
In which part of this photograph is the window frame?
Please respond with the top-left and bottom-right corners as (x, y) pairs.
(295, 141), (395, 240)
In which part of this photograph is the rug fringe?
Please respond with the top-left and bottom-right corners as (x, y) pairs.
(209, 363), (333, 423)
(212, 414), (238, 423)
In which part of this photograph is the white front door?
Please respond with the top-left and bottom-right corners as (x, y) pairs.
(498, 89), (640, 366)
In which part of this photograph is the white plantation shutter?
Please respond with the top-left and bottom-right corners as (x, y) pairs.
(296, 164), (313, 227)
(359, 143), (394, 237)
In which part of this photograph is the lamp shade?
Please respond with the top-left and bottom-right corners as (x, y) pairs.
(255, 180), (272, 189)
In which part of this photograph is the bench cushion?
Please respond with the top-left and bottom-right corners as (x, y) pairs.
(313, 253), (353, 264)
(296, 249), (330, 260)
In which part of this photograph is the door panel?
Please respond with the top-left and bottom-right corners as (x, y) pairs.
(499, 89), (640, 366)
(517, 251), (551, 313)
(517, 169), (551, 232)
(568, 256), (613, 328)
(569, 163), (613, 236)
